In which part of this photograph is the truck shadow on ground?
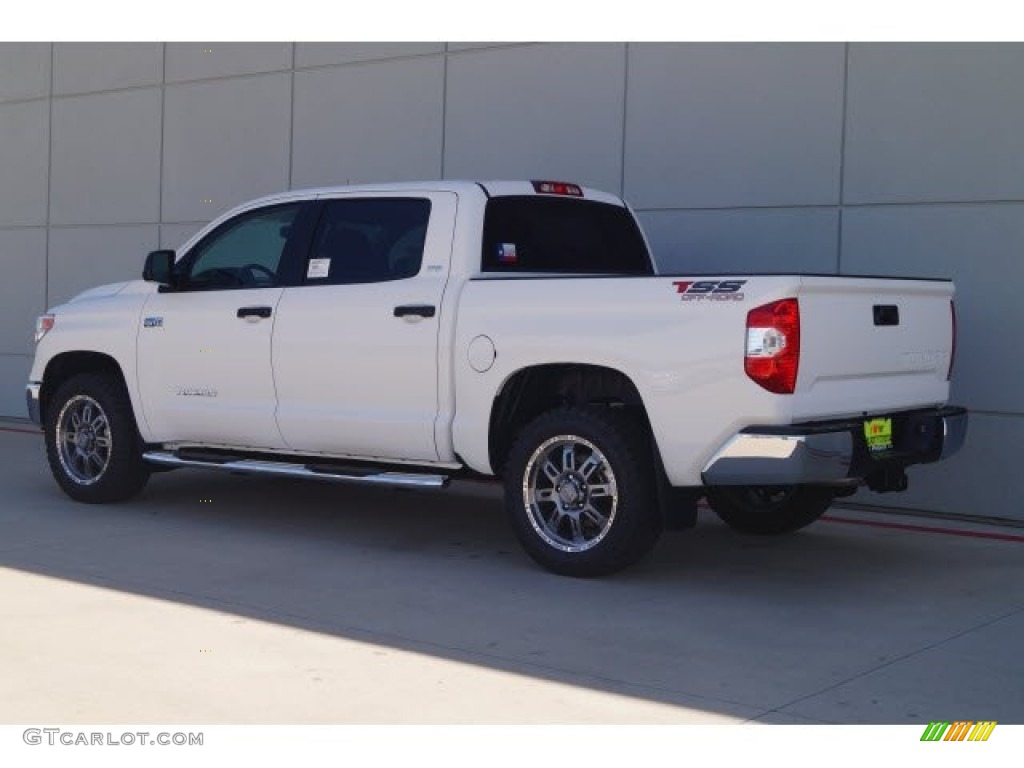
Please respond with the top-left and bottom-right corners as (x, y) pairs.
(5, 456), (1023, 724)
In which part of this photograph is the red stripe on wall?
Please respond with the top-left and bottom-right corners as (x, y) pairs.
(0, 426), (41, 435)
(822, 515), (1024, 543)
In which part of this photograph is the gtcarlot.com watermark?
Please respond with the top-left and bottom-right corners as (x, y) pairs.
(23, 728), (203, 747)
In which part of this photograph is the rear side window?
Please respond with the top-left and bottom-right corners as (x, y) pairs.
(306, 198), (431, 284)
(481, 196), (652, 275)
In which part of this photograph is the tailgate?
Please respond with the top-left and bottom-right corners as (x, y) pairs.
(793, 276), (955, 420)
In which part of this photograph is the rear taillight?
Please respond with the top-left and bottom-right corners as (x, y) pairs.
(948, 300), (957, 381)
(745, 298), (800, 394)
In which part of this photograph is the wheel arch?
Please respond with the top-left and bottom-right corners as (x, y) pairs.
(40, 351), (129, 426)
(487, 363), (655, 477)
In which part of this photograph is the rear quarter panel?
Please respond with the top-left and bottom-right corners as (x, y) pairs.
(452, 275), (804, 485)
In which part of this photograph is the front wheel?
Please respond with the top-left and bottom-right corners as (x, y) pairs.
(705, 485), (835, 535)
(44, 372), (151, 503)
(504, 407), (662, 577)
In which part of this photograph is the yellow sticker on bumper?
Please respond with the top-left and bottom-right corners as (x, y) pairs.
(864, 417), (893, 453)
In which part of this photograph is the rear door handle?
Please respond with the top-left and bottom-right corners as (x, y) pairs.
(393, 305), (436, 319)
(237, 306), (272, 319)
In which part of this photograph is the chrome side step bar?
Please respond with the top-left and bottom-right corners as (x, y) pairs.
(142, 451), (450, 489)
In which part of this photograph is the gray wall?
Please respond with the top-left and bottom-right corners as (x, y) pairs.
(0, 42), (1019, 520)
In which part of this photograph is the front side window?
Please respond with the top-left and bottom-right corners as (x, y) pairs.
(305, 198), (432, 285)
(182, 203), (302, 289)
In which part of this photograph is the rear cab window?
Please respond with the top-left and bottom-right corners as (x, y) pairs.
(481, 196), (653, 275)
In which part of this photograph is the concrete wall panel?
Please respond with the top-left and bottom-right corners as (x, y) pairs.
(444, 43), (625, 193)
(845, 44), (1024, 204)
(639, 208), (839, 275)
(292, 58), (444, 188)
(0, 355), (33, 419)
(165, 43), (291, 83)
(295, 43), (443, 68)
(0, 229), (46, 355)
(54, 43), (163, 95)
(159, 222), (206, 251)
(0, 100), (49, 226)
(47, 226), (157, 307)
(447, 43), (527, 52)
(0, 43), (50, 102)
(50, 89), (161, 225)
(162, 74), (291, 223)
(625, 43), (845, 209)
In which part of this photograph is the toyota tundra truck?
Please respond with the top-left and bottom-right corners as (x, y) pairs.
(26, 180), (967, 576)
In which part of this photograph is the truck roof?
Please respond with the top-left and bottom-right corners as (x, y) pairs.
(240, 180), (626, 209)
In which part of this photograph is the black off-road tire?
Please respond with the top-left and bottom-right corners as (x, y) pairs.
(705, 485), (835, 535)
(44, 372), (151, 503)
(503, 406), (662, 577)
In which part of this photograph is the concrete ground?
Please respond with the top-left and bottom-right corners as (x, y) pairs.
(0, 423), (1021, 724)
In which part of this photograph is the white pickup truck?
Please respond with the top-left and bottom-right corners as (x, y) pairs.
(26, 180), (967, 576)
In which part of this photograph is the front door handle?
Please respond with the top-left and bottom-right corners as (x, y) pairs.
(237, 306), (272, 319)
(393, 305), (436, 319)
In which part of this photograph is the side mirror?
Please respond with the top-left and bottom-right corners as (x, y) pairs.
(143, 250), (176, 286)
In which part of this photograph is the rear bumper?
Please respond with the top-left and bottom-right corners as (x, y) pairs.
(26, 382), (42, 426)
(701, 406), (967, 486)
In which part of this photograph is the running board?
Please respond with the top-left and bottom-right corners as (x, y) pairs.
(142, 451), (450, 489)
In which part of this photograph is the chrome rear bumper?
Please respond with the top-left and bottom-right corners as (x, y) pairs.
(702, 406), (967, 486)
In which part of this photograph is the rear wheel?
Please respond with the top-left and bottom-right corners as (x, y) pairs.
(504, 407), (662, 577)
(45, 373), (150, 503)
(705, 485), (834, 535)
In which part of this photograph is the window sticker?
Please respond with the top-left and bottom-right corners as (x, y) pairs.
(497, 243), (518, 265)
(307, 258), (331, 279)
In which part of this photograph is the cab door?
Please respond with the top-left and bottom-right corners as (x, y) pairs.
(137, 201), (309, 449)
(272, 192), (457, 462)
